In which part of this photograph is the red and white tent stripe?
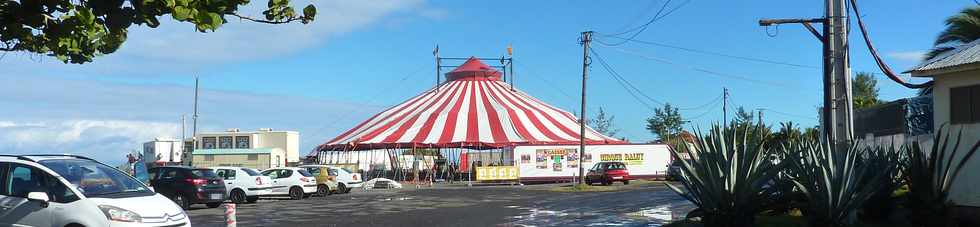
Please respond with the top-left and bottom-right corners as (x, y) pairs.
(317, 57), (625, 151)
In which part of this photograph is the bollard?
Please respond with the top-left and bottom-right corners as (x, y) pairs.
(224, 203), (237, 227)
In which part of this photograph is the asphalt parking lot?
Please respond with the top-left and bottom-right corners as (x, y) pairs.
(185, 181), (695, 227)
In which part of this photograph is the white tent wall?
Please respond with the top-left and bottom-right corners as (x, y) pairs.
(512, 144), (671, 182)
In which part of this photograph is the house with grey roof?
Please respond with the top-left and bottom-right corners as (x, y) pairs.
(908, 39), (980, 209)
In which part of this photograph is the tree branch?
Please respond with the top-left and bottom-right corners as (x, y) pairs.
(229, 13), (301, 24)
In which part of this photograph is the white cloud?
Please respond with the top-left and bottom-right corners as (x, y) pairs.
(0, 120), (180, 164)
(0, 0), (428, 76)
(887, 50), (927, 62)
(0, 74), (381, 165)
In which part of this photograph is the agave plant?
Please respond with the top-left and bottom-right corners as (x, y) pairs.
(783, 140), (901, 227)
(905, 125), (980, 226)
(665, 124), (785, 227)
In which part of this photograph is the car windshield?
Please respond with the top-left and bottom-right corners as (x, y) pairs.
(606, 163), (627, 170)
(297, 169), (313, 177)
(39, 158), (152, 198)
(306, 167), (320, 176)
(242, 168), (262, 176)
(190, 169), (218, 179)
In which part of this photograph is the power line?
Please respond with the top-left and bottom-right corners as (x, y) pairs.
(596, 0), (691, 46)
(602, 46), (808, 90)
(590, 48), (661, 112)
(599, 36), (818, 69)
(590, 47), (726, 112)
(597, 36), (914, 81)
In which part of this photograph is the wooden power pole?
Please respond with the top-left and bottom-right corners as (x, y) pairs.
(579, 31), (592, 185)
(759, 0), (854, 146)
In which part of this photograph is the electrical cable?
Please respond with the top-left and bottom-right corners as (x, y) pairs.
(848, 0), (933, 89)
(598, 36), (819, 69)
(597, 0), (691, 46)
(591, 47), (726, 112)
(602, 46), (808, 91)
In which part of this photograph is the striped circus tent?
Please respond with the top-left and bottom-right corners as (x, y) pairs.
(315, 57), (625, 152)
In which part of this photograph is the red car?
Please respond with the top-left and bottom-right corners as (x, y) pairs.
(586, 162), (631, 185)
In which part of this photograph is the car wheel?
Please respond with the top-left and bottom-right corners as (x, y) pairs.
(317, 185), (329, 197)
(338, 183), (348, 194)
(206, 202), (221, 208)
(585, 179), (592, 185)
(603, 180), (612, 186)
(230, 189), (247, 204)
(289, 187), (304, 200)
(172, 193), (190, 210)
(246, 196), (259, 203)
(623, 180), (630, 185)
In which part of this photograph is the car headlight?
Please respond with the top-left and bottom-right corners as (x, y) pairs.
(99, 205), (142, 223)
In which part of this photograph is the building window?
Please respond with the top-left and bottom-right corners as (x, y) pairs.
(205, 155), (215, 161)
(247, 154), (258, 160)
(202, 137), (217, 149)
(219, 136), (233, 149)
(235, 136), (251, 149)
(950, 84), (980, 124)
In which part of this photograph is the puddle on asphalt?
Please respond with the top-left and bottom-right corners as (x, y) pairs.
(505, 203), (693, 226)
(379, 197), (414, 201)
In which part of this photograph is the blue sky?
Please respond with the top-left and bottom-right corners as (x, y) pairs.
(0, 0), (971, 164)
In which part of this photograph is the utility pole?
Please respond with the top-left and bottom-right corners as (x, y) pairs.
(723, 87), (729, 125)
(757, 109), (764, 125)
(759, 0), (853, 146)
(578, 31), (592, 185)
(191, 76), (199, 166)
(434, 45), (441, 91)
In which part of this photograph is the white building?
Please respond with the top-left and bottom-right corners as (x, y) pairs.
(190, 128), (300, 167)
(142, 138), (184, 165)
(909, 39), (980, 208)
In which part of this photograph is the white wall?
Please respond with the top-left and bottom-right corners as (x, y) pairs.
(143, 139), (183, 163)
(933, 70), (980, 207)
(512, 144), (670, 180)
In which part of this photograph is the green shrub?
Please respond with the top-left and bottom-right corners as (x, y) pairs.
(905, 126), (980, 226)
(665, 124), (785, 227)
(783, 141), (901, 227)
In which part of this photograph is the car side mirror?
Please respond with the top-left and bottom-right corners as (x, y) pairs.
(27, 192), (49, 208)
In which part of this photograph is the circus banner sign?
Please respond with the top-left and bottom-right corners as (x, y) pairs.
(476, 166), (519, 181)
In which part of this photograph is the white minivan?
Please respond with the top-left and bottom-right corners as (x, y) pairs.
(260, 167), (317, 200)
(211, 167), (274, 204)
(0, 155), (190, 227)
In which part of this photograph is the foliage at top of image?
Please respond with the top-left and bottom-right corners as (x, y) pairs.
(927, 6), (980, 60)
(0, 0), (316, 63)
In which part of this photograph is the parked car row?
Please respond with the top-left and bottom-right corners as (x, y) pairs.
(148, 165), (364, 210)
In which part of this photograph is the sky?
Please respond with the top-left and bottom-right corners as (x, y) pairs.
(0, 0), (972, 165)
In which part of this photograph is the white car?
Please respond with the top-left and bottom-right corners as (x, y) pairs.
(0, 154), (190, 227)
(211, 167), (274, 204)
(260, 167), (317, 200)
(299, 165), (362, 193)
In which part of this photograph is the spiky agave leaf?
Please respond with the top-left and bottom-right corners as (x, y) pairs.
(904, 124), (980, 225)
(784, 140), (901, 227)
(665, 124), (785, 227)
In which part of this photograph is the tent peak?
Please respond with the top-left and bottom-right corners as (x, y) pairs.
(446, 57), (501, 81)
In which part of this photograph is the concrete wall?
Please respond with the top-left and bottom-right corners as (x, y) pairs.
(932, 70), (980, 207)
(254, 131), (300, 163)
(192, 149), (285, 170)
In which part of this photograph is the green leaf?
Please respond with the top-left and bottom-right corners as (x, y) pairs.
(173, 6), (191, 20)
(302, 4), (315, 24)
